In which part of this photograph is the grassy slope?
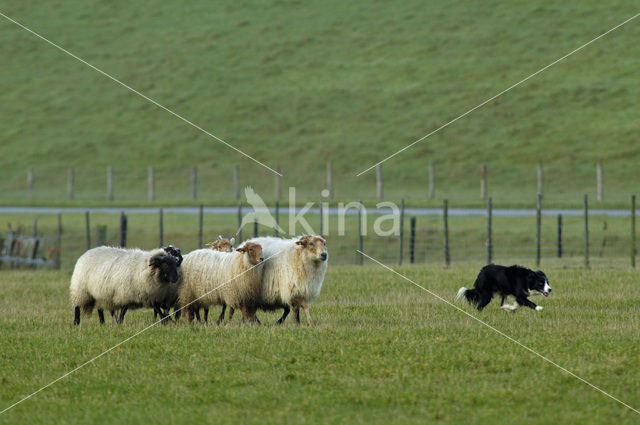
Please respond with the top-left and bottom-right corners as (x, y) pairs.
(0, 1), (639, 203)
(0, 266), (638, 424)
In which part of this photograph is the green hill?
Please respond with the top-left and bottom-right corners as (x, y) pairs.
(1, 1), (639, 205)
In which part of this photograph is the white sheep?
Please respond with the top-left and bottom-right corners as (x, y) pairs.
(196, 236), (236, 323)
(177, 242), (263, 324)
(237, 235), (328, 326)
(69, 246), (181, 325)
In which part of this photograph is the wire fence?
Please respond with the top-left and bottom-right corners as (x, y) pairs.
(0, 196), (638, 270)
(1, 161), (636, 204)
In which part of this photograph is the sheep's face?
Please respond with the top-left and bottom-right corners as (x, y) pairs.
(210, 237), (235, 253)
(150, 255), (180, 284)
(162, 245), (183, 266)
(296, 236), (328, 263)
(237, 242), (264, 266)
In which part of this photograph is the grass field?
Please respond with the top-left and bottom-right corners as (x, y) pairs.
(1, 1), (640, 203)
(0, 265), (638, 424)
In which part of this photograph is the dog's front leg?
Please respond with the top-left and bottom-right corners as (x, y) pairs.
(516, 296), (542, 311)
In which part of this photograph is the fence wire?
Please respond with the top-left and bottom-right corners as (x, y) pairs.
(0, 202), (637, 270)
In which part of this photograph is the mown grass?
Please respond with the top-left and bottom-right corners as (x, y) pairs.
(0, 265), (638, 424)
(1, 1), (639, 203)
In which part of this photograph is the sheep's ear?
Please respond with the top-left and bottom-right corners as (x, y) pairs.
(149, 255), (163, 268)
(236, 247), (245, 253)
(229, 237), (235, 245)
(217, 235), (223, 240)
(296, 238), (307, 246)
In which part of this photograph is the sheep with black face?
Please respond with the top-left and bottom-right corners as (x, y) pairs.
(69, 246), (181, 325)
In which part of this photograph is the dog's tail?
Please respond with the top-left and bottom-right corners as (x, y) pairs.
(456, 287), (480, 305)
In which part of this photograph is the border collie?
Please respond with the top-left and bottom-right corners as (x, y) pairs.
(456, 264), (551, 312)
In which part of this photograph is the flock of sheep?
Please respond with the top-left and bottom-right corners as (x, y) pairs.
(68, 235), (329, 326)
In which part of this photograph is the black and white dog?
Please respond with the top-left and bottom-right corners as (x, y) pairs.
(456, 264), (551, 312)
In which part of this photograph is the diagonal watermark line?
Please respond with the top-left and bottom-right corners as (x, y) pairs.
(0, 248), (284, 416)
(357, 250), (640, 415)
(356, 11), (640, 176)
(0, 11), (282, 177)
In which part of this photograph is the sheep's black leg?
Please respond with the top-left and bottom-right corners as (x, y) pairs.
(194, 308), (202, 323)
(153, 303), (171, 324)
(118, 306), (128, 324)
(248, 307), (260, 325)
(73, 306), (81, 325)
(500, 295), (506, 306)
(110, 310), (117, 324)
(217, 305), (226, 325)
(98, 309), (105, 325)
(294, 307), (301, 324)
(275, 306), (290, 325)
(174, 308), (181, 320)
(204, 307), (209, 324)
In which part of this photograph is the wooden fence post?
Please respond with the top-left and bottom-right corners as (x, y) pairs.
(398, 199), (405, 265)
(107, 166), (114, 201)
(537, 162), (543, 199)
(274, 201), (280, 237)
(253, 219), (258, 238)
(237, 202), (243, 242)
(120, 212), (127, 248)
(233, 165), (240, 200)
(631, 195), (636, 268)
(68, 168), (74, 200)
(443, 199), (450, 266)
(148, 166), (155, 201)
(376, 164), (383, 201)
(487, 197), (493, 264)
(198, 205), (204, 249)
(27, 167), (34, 200)
(596, 162), (603, 201)
(55, 213), (62, 269)
(480, 165), (488, 200)
(557, 214), (563, 258)
(191, 166), (198, 200)
(584, 195), (589, 268)
(85, 211), (91, 250)
(536, 194), (542, 267)
(275, 165), (281, 202)
(428, 163), (435, 200)
(319, 199), (324, 237)
(409, 216), (416, 264)
(96, 225), (107, 247)
(358, 200), (364, 265)
(158, 208), (164, 247)
(327, 163), (334, 200)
